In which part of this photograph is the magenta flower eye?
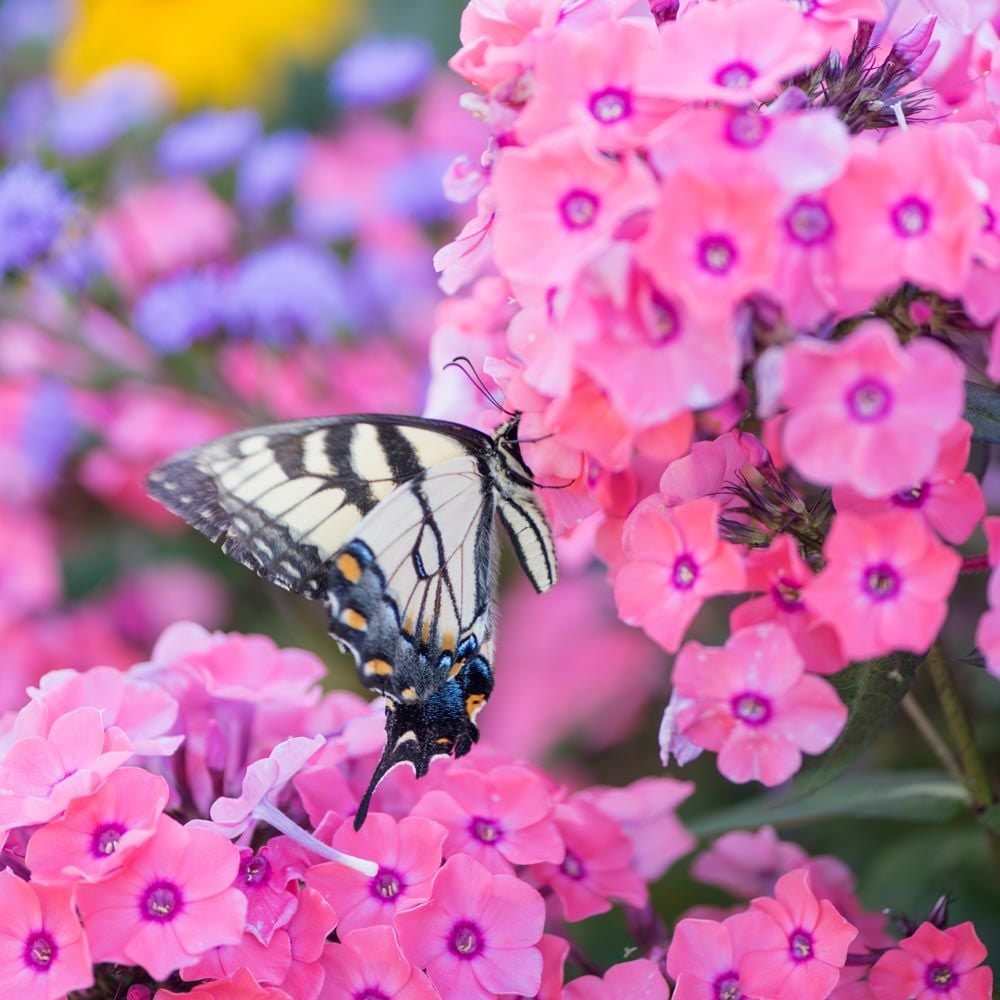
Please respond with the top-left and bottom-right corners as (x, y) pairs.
(892, 482), (928, 508)
(370, 868), (404, 900)
(713, 61), (758, 89)
(559, 188), (600, 230)
(926, 961), (956, 989)
(470, 816), (503, 843)
(588, 86), (632, 123)
(697, 234), (738, 274)
(863, 563), (901, 601)
(731, 692), (772, 726)
(23, 930), (57, 972)
(789, 928), (815, 962)
(725, 110), (770, 148)
(672, 554), (699, 590)
(90, 821), (126, 857)
(448, 919), (485, 959)
(846, 377), (892, 422)
(141, 879), (183, 922)
(240, 851), (271, 887)
(891, 196), (932, 237)
(771, 577), (805, 612)
(785, 197), (834, 246)
(561, 849), (586, 880)
(713, 972), (742, 1000)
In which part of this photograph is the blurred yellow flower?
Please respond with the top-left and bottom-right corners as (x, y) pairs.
(56, 0), (355, 108)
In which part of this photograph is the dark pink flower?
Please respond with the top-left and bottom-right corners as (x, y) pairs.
(412, 764), (563, 874)
(615, 496), (746, 653)
(672, 625), (847, 786)
(0, 871), (93, 999)
(563, 957), (671, 999)
(667, 916), (751, 1000)
(395, 854), (545, 999)
(76, 815), (247, 980)
(306, 812), (446, 935)
(869, 921), (993, 999)
(321, 925), (437, 999)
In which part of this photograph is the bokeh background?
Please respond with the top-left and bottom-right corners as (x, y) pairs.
(1, 0), (998, 964)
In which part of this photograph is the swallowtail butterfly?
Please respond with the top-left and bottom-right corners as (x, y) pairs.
(147, 414), (557, 827)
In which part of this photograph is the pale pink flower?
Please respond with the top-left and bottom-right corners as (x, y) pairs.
(869, 921), (993, 999)
(734, 868), (858, 1000)
(635, 168), (782, 322)
(805, 510), (961, 660)
(658, 431), (770, 512)
(826, 128), (981, 300)
(563, 958), (671, 999)
(491, 131), (657, 290)
(76, 815), (247, 980)
(779, 321), (965, 497)
(614, 496), (746, 653)
(692, 825), (808, 899)
(0, 706), (133, 831)
(528, 798), (647, 922)
(412, 764), (563, 875)
(580, 776), (695, 882)
(276, 886), (339, 1000)
(672, 624), (847, 786)
(395, 854), (546, 1000)
(306, 812), (446, 935)
(0, 871), (93, 999)
(433, 191), (496, 294)
(731, 534), (846, 675)
(832, 420), (985, 545)
(651, 0), (829, 105)
(26, 767), (169, 884)
(666, 916), (752, 1000)
(321, 925), (437, 1000)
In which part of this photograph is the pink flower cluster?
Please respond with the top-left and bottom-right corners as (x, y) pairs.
(432, 0), (998, 787)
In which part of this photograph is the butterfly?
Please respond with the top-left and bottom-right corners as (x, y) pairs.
(147, 413), (557, 827)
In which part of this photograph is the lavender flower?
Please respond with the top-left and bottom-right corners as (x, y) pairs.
(329, 36), (435, 107)
(0, 162), (71, 273)
(0, 80), (54, 158)
(236, 131), (306, 211)
(224, 242), (352, 343)
(156, 108), (261, 176)
(134, 271), (223, 353)
(20, 379), (76, 487)
(383, 151), (455, 224)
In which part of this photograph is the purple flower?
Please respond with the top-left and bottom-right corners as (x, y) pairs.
(133, 271), (223, 353)
(329, 35), (435, 107)
(383, 151), (455, 224)
(0, 162), (71, 273)
(224, 242), (352, 343)
(0, 80), (54, 158)
(156, 108), (260, 176)
(0, 0), (68, 51)
(20, 379), (76, 487)
(236, 131), (306, 211)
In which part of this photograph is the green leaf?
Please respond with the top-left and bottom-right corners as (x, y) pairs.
(690, 770), (966, 837)
(964, 381), (1000, 443)
(979, 803), (1000, 835)
(791, 651), (923, 798)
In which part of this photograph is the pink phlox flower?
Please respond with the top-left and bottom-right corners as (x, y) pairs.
(13, 664), (181, 756)
(294, 764), (362, 827)
(156, 968), (290, 999)
(651, 0), (830, 105)
(672, 624), (847, 786)
(306, 812), (446, 936)
(276, 886), (338, 1000)
(491, 131), (657, 291)
(321, 924), (438, 999)
(395, 853), (546, 999)
(433, 190), (496, 294)
(614, 496), (747, 653)
(976, 516), (1000, 679)
(412, 763), (563, 875)
(794, 0), (886, 49)
(733, 868), (859, 1000)
(731, 534), (847, 675)
(869, 921), (993, 999)
(658, 431), (770, 512)
(832, 420), (985, 545)
(779, 321), (965, 497)
(527, 797), (647, 922)
(26, 766), (169, 884)
(180, 919), (293, 988)
(691, 825), (809, 899)
(563, 958), (671, 999)
(499, 933), (569, 999)
(658, 690), (705, 768)
(578, 776), (695, 882)
(76, 814), (247, 981)
(635, 166), (783, 323)
(0, 706), (133, 832)
(516, 18), (674, 152)
(826, 127), (982, 300)
(804, 510), (961, 660)
(0, 507), (59, 631)
(666, 915), (752, 1000)
(806, 855), (894, 953)
(0, 871), (93, 1000)
(234, 842), (305, 945)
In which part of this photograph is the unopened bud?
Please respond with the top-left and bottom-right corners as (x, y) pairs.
(891, 14), (937, 65)
(649, 0), (680, 23)
(127, 988), (153, 1000)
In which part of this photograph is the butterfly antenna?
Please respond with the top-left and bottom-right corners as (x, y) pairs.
(443, 356), (515, 416)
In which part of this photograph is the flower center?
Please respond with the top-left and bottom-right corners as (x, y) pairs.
(672, 554), (699, 590)
(790, 928), (814, 962)
(926, 962), (957, 991)
(732, 692), (772, 726)
(241, 852), (271, 888)
(23, 931), (57, 972)
(91, 821), (126, 858)
(714, 61), (758, 89)
(863, 562), (900, 601)
(470, 816), (503, 844)
(645, 290), (682, 344)
(588, 86), (632, 123)
(725, 110), (769, 148)
(785, 197), (834, 246)
(355, 991), (390, 1000)
(846, 378), (892, 422)
(561, 849), (586, 880)
(891, 196), (932, 238)
(141, 879), (182, 923)
(370, 867), (404, 901)
(697, 234), (738, 274)
(713, 972), (742, 1000)
(559, 188), (600, 230)
(771, 577), (805, 612)
(448, 920), (485, 960)
(892, 482), (928, 509)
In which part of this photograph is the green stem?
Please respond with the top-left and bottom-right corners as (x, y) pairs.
(901, 694), (968, 791)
